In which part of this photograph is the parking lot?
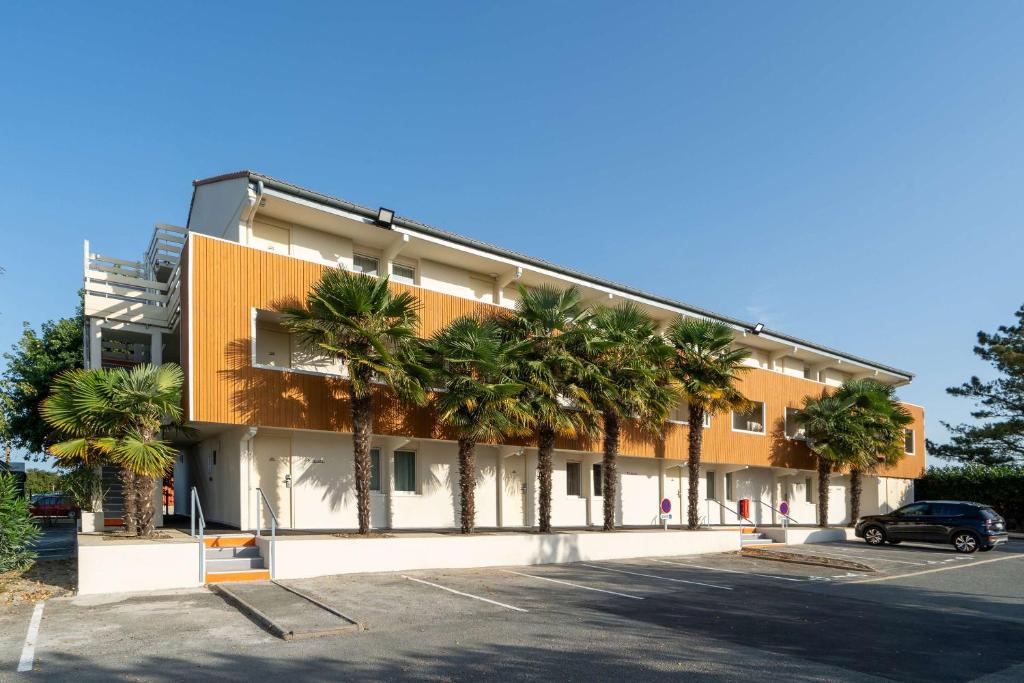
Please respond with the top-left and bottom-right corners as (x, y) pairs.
(2, 539), (1023, 682)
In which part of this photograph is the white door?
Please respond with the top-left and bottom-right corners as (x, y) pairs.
(253, 434), (293, 528)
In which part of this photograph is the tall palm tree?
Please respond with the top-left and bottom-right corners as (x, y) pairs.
(833, 379), (914, 525)
(427, 315), (532, 533)
(281, 268), (428, 535)
(42, 363), (185, 536)
(793, 392), (866, 528)
(665, 318), (751, 530)
(579, 303), (675, 531)
(498, 285), (596, 533)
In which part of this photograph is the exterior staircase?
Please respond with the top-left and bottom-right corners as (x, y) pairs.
(204, 535), (270, 584)
(740, 527), (782, 548)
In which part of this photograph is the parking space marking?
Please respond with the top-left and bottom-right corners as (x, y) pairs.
(845, 552), (1024, 584)
(403, 576), (528, 612)
(502, 570), (644, 600)
(782, 547), (931, 566)
(17, 601), (44, 673)
(579, 563), (733, 590)
(653, 558), (810, 582)
(817, 543), (967, 561)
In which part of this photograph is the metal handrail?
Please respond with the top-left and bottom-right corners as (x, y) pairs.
(756, 499), (799, 527)
(190, 487), (206, 583)
(255, 488), (278, 579)
(706, 498), (755, 527)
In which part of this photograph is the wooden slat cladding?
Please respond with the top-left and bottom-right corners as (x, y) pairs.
(188, 234), (925, 479)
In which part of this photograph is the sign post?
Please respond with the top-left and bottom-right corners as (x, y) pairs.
(660, 498), (672, 530)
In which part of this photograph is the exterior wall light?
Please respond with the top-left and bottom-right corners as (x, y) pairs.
(376, 207), (395, 227)
(752, 323), (764, 335)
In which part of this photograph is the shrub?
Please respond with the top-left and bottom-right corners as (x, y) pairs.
(916, 464), (1024, 530)
(0, 472), (40, 572)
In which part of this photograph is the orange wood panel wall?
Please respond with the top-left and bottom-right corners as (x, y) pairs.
(185, 233), (925, 479)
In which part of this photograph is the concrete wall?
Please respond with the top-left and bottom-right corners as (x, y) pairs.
(77, 536), (202, 595)
(188, 177), (249, 240)
(260, 529), (741, 580)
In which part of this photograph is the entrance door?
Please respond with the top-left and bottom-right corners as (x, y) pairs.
(666, 466), (684, 528)
(253, 434), (293, 528)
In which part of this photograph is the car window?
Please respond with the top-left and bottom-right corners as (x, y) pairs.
(931, 503), (964, 517)
(980, 508), (1000, 520)
(896, 503), (931, 516)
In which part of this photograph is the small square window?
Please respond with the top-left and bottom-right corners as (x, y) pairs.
(592, 464), (603, 497)
(566, 462), (582, 497)
(732, 401), (765, 433)
(369, 448), (381, 492)
(394, 450), (416, 492)
(353, 254), (379, 277)
(391, 262), (415, 284)
(905, 429), (915, 454)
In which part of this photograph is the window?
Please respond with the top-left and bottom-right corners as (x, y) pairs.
(353, 254), (379, 277)
(784, 407), (805, 440)
(732, 401), (766, 433)
(706, 471), (716, 500)
(566, 462), (582, 497)
(369, 449), (381, 492)
(931, 503), (964, 517)
(725, 472), (735, 501)
(804, 477), (813, 503)
(592, 464), (603, 497)
(254, 320), (291, 369)
(393, 450), (416, 492)
(391, 262), (415, 285)
(803, 365), (814, 381)
(895, 502), (930, 516)
(668, 402), (711, 427)
(904, 429), (915, 454)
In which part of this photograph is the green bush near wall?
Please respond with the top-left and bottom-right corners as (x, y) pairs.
(0, 472), (40, 573)
(916, 464), (1024, 531)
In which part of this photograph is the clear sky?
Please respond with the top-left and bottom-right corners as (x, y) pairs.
(2, 2), (1023, 465)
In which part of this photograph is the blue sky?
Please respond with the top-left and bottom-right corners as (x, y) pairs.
(2, 2), (1023, 465)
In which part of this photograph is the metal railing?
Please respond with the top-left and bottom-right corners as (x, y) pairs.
(190, 486), (206, 583)
(706, 498), (755, 527)
(756, 499), (799, 527)
(255, 488), (278, 579)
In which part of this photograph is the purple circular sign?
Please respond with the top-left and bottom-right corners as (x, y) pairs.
(661, 498), (672, 514)
(779, 501), (790, 516)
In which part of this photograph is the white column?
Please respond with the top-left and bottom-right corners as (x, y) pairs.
(150, 331), (162, 366)
(584, 456), (593, 527)
(496, 449), (504, 528)
(89, 319), (102, 369)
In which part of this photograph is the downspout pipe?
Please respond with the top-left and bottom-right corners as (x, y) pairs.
(244, 180), (265, 242)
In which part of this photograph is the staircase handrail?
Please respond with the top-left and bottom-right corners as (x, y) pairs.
(756, 499), (799, 526)
(190, 486), (206, 582)
(705, 498), (755, 527)
(255, 488), (278, 579)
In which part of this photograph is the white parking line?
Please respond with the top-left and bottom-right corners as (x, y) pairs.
(846, 552), (1024, 584)
(17, 601), (44, 673)
(653, 558), (810, 582)
(579, 563), (733, 590)
(502, 570), (644, 599)
(819, 543), (968, 560)
(784, 547), (931, 566)
(403, 576), (527, 612)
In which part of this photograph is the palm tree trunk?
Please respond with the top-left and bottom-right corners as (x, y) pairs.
(817, 457), (831, 528)
(602, 411), (619, 531)
(120, 467), (137, 536)
(137, 475), (156, 537)
(457, 437), (476, 534)
(537, 425), (555, 533)
(687, 404), (705, 530)
(848, 468), (862, 528)
(3, 442), (10, 465)
(350, 385), (374, 535)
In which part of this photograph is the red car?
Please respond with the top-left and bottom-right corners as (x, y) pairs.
(29, 493), (78, 518)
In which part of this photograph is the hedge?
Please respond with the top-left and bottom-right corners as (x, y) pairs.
(916, 464), (1024, 531)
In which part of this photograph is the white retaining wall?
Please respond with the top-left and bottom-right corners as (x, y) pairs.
(77, 535), (202, 595)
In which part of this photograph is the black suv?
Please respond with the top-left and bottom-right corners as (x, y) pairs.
(855, 501), (1008, 553)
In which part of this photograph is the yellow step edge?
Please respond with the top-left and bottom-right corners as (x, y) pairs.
(205, 569), (270, 584)
(204, 536), (256, 548)
(741, 527), (757, 534)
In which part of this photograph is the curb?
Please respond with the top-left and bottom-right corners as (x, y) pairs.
(740, 547), (874, 573)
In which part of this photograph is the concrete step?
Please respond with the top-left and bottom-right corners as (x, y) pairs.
(207, 557), (266, 572)
(204, 535), (256, 548)
(206, 569), (271, 584)
(205, 546), (261, 560)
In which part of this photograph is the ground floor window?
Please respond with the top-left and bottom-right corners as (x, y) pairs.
(369, 448), (381, 492)
(394, 450), (416, 492)
(566, 462), (582, 496)
(805, 477), (813, 503)
(592, 464), (602, 496)
(725, 472), (735, 501)
(706, 471), (716, 500)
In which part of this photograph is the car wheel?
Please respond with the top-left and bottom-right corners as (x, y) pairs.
(887, 540), (901, 545)
(952, 531), (980, 554)
(864, 526), (886, 545)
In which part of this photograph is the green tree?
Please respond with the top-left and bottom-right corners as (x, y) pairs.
(0, 299), (84, 457)
(41, 364), (185, 536)
(928, 303), (1024, 465)
(281, 269), (428, 535)
(499, 285), (596, 533)
(665, 318), (751, 530)
(579, 302), (675, 531)
(25, 469), (60, 496)
(0, 472), (40, 573)
(427, 315), (531, 533)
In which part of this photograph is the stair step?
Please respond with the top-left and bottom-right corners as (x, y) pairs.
(206, 557), (266, 572)
(205, 546), (261, 559)
(205, 569), (271, 584)
(204, 535), (256, 548)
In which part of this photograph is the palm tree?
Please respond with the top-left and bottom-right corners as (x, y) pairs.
(427, 315), (532, 533)
(579, 303), (675, 531)
(792, 392), (866, 528)
(281, 268), (428, 535)
(665, 318), (751, 530)
(833, 379), (914, 525)
(42, 364), (185, 536)
(498, 285), (596, 533)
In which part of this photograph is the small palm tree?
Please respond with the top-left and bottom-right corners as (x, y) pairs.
(579, 303), (675, 530)
(665, 318), (751, 530)
(833, 379), (914, 525)
(499, 285), (596, 533)
(282, 268), (428, 535)
(427, 315), (531, 533)
(42, 364), (185, 536)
